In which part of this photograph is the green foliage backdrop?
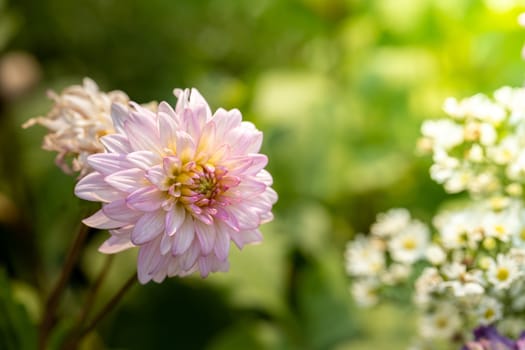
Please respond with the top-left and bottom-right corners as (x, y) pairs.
(1, 0), (525, 349)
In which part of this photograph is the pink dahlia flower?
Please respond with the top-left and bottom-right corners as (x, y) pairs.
(75, 88), (277, 283)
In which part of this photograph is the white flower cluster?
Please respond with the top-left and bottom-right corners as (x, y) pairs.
(418, 86), (525, 197)
(344, 209), (430, 306)
(414, 200), (525, 342)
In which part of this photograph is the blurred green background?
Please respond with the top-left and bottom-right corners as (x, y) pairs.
(0, 0), (525, 349)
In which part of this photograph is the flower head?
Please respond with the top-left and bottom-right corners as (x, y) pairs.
(23, 78), (130, 177)
(75, 88), (277, 283)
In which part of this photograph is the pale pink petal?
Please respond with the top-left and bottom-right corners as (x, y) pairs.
(131, 211), (165, 245)
(165, 204), (186, 236)
(111, 103), (130, 134)
(222, 154), (268, 176)
(83, 209), (126, 229)
(214, 224), (230, 261)
(88, 154), (132, 176)
(230, 229), (263, 249)
(102, 199), (142, 222)
(126, 186), (165, 212)
(195, 221), (216, 256)
(104, 168), (145, 193)
(172, 216), (195, 254)
(100, 134), (132, 154)
(127, 150), (162, 170)
(212, 108), (242, 141)
(145, 165), (168, 190)
(158, 105), (179, 149)
(124, 112), (162, 154)
(175, 130), (196, 161)
(137, 239), (162, 284)
(160, 233), (174, 255)
(179, 240), (201, 271)
(75, 172), (124, 202)
(99, 235), (135, 254)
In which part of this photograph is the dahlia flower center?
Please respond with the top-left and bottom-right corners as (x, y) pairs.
(160, 158), (237, 219)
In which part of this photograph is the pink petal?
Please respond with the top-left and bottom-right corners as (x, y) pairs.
(137, 239), (162, 284)
(212, 108), (242, 141)
(145, 165), (168, 190)
(214, 224), (230, 261)
(100, 134), (132, 154)
(222, 154), (268, 176)
(229, 125), (263, 154)
(110, 103), (130, 134)
(131, 211), (165, 245)
(127, 150), (162, 170)
(103, 199), (142, 222)
(125, 110), (162, 154)
(83, 209), (126, 229)
(230, 228), (263, 249)
(195, 221), (216, 256)
(160, 233), (174, 255)
(172, 216), (195, 255)
(179, 241), (200, 271)
(88, 154), (132, 176)
(99, 235), (135, 254)
(126, 186), (164, 212)
(75, 172), (124, 202)
(166, 204), (186, 236)
(104, 168), (145, 193)
(175, 131), (196, 161)
(158, 105), (179, 149)
(256, 169), (274, 186)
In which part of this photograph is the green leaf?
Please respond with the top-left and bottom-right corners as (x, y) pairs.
(295, 250), (358, 350)
(0, 268), (37, 350)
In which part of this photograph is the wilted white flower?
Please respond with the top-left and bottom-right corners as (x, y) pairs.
(23, 78), (131, 177)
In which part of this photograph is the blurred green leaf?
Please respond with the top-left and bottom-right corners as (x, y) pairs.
(0, 268), (37, 350)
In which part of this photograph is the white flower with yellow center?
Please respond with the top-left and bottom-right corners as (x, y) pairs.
(388, 221), (430, 264)
(476, 297), (503, 325)
(420, 302), (462, 339)
(487, 254), (521, 290)
(351, 279), (379, 307)
(344, 235), (385, 277)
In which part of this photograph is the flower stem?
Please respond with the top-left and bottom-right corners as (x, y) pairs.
(39, 223), (91, 350)
(77, 255), (114, 329)
(61, 272), (137, 350)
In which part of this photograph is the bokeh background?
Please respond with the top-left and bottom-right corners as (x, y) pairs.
(1, 0), (525, 349)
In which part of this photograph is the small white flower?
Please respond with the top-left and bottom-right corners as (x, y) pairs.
(425, 244), (446, 266)
(414, 267), (443, 305)
(420, 119), (464, 150)
(488, 137), (519, 165)
(476, 296), (503, 325)
(487, 254), (521, 290)
(370, 208), (411, 238)
(351, 279), (379, 307)
(388, 221), (430, 264)
(344, 235), (385, 277)
(420, 302), (462, 339)
(380, 263), (412, 285)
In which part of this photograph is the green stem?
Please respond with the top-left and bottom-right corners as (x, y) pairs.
(62, 272), (137, 350)
(76, 255), (114, 328)
(39, 223), (91, 350)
